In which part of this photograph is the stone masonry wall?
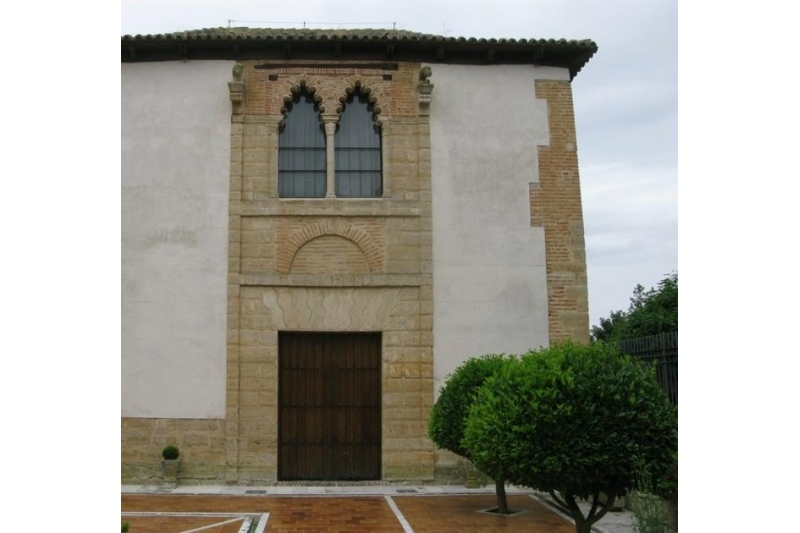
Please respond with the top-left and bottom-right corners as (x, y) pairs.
(225, 59), (434, 483)
(121, 419), (226, 484)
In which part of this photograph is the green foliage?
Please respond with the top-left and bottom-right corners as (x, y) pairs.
(428, 354), (508, 459)
(657, 459), (678, 499)
(591, 272), (678, 343)
(630, 493), (669, 533)
(162, 445), (180, 460)
(428, 354), (512, 513)
(630, 458), (670, 533)
(463, 341), (677, 532)
(589, 310), (627, 343)
(122, 521), (130, 533)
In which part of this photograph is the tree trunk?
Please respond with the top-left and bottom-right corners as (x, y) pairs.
(495, 478), (509, 514)
(560, 491), (610, 533)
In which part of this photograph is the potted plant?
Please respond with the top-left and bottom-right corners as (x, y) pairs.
(161, 445), (180, 487)
(464, 460), (481, 488)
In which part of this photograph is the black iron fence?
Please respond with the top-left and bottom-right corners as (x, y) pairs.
(619, 332), (677, 405)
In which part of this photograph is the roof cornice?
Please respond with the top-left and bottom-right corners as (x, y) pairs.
(121, 28), (597, 79)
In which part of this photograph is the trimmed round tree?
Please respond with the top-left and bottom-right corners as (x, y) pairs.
(463, 341), (677, 533)
(428, 354), (511, 513)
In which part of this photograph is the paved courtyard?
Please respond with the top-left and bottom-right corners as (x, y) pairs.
(122, 485), (640, 533)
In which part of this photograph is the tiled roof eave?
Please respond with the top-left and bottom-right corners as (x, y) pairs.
(121, 28), (597, 79)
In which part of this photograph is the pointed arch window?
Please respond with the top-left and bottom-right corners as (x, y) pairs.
(335, 90), (382, 198)
(278, 89), (326, 198)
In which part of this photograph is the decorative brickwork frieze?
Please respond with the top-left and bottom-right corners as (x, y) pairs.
(239, 61), (419, 118)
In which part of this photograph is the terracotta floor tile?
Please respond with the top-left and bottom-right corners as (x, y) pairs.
(121, 493), (576, 532)
(393, 494), (575, 533)
(123, 516), (247, 533)
(122, 495), (402, 533)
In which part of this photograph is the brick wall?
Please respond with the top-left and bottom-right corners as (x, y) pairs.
(531, 80), (590, 343)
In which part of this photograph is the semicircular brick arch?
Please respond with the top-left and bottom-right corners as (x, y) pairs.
(277, 220), (383, 273)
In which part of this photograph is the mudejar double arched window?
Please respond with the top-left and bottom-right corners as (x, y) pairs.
(278, 87), (382, 198)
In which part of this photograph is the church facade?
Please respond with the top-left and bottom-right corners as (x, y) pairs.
(121, 28), (595, 484)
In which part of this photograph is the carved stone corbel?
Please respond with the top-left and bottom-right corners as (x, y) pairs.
(417, 66), (434, 116)
(228, 63), (245, 115)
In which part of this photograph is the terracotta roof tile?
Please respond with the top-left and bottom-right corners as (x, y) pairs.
(121, 27), (597, 78)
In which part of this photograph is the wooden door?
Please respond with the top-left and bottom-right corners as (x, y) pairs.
(278, 332), (381, 480)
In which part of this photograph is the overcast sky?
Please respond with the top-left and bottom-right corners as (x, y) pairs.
(121, 0), (678, 329)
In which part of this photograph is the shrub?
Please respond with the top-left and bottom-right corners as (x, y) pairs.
(121, 521), (129, 533)
(656, 458), (678, 500)
(428, 354), (511, 512)
(630, 458), (670, 533)
(630, 492), (669, 533)
(463, 341), (677, 533)
(162, 445), (180, 461)
(428, 354), (507, 457)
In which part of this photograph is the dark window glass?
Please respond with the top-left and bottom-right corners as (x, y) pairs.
(335, 90), (382, 198)
(279, 90), (326, 198)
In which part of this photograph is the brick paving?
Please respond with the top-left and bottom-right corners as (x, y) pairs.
(393, 494), (575, 533)
(121, 488), (642, 532)
(123, 514), (250, 533)
(122, 494), (403, 533)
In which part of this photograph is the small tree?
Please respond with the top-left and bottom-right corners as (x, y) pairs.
(591, 272), (678, 343)
(463, 341), (677, 533)
(428, 354), (511, 513)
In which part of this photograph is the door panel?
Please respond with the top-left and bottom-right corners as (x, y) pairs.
(278, 332), (381, 481)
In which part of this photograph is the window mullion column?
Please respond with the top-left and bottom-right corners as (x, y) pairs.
(322, 114), (339, 198)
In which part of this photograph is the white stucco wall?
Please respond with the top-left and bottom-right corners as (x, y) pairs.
(122, 61), (233, 418)
(429, 64), (570, 396)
